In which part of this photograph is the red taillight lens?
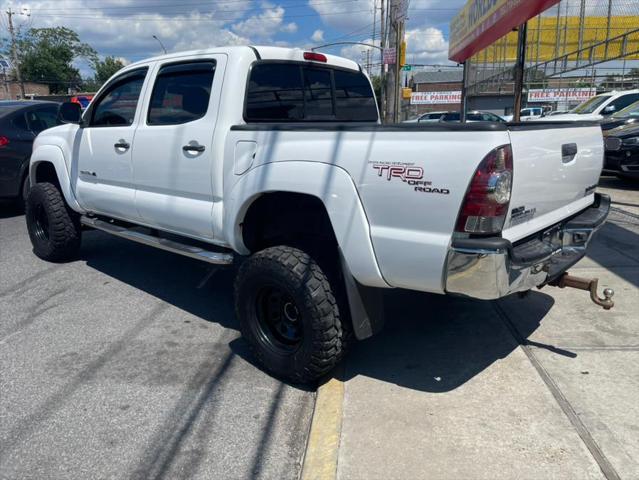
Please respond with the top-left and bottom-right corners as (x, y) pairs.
(303, 52), (327, 62)
(455, 144), (513, 235)
(0, 136), (9, 147)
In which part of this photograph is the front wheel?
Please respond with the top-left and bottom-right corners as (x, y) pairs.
(234, 246), (345, 384)
(26, 182), (81, 262)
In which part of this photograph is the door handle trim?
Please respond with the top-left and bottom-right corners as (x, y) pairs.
(183, 144), (205, 153)
(114, 141), (130, 150)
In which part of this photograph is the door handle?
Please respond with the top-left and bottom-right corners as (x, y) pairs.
(114, 140), (130, 150)
(183, 144), (205, 153)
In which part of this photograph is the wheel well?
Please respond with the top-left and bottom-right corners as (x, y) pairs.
(242, 192), (338, 254)
(34, 162), (61, 190)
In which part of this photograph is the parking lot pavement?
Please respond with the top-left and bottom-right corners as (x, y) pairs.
(335, 178), (639, 480)
(0, 207), (313, 480)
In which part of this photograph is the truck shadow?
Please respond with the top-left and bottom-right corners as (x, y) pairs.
(80, 230), (561, 394)
(80, 230), (239, 331)
(339, 289), (557, 393)
(0, 200), (23, 219)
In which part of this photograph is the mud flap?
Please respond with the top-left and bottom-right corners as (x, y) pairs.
(339, 250), (385, 340)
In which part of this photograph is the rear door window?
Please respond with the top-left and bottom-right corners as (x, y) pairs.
(27, 105), (60, 133)
(245, 62), (377, 122)
(147, 61), (216, 125)
(11, 113), (29, 131)
(608, 93), (639, 113)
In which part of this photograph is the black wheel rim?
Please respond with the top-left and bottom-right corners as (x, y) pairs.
(255, 286), (303, 352)
(33, 203), (50, 241)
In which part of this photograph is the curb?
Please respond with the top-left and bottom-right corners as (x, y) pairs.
(300, 373), (345, 480)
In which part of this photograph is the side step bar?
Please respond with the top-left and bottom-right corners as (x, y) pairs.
(81, 216), (234, 265)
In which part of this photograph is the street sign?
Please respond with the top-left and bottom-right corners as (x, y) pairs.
(527, 88), (596, 103)
(402, 88), (413, 100)
(402, 65), (412, 71)
(411, 91), (462, 105)
(383, 47), (396, 65)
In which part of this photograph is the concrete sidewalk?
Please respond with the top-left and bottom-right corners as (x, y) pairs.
(328, 203), (639, 479)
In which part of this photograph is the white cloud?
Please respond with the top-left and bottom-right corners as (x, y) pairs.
(338, 26), (451, 73)
(2, 0), (254, 74)
(232, 5), (296, 40)
(405, 26), (450, 64)
(280, 22), (298, 33)
(311, 29), (324, 43)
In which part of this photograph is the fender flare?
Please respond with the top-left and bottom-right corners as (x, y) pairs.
(225, 161), (389, 289)
(29, 144), (84, 213)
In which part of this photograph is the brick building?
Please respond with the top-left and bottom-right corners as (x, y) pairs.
(0, 81), (50, 100)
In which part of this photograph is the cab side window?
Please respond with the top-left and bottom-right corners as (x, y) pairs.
(90, 68), (148, 127)
(147, 61), (216, 125)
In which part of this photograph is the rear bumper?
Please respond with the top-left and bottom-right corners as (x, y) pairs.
(444, 194), (610, 300)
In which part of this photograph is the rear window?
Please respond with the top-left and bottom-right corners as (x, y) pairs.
(245, 62), (377, 122)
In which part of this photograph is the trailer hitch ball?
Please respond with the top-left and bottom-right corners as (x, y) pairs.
(551, 273), (615, 310)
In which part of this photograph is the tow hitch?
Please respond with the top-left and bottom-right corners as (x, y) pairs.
(549, 273), (615, 310)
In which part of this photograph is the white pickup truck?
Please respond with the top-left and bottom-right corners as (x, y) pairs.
(25, 46), (612, 383)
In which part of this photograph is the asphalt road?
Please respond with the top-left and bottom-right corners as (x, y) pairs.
(0, 205), (314, 480)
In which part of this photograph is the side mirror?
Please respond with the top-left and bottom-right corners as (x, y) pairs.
(59, 102), (82, 124)
(602, 105), (616, 115)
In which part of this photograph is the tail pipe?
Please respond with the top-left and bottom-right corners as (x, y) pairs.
(549, 273), (615, 310)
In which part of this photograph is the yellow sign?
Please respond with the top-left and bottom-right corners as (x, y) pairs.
(449, 0), (561, 62)
(399, 41), (407, 67)
(402, 88), (412, 100)
(472, 16), (639, 63)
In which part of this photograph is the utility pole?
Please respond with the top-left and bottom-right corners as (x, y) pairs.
(383, 0), (406, 123)
(379, 0), (386, 121)
(384, 0), (397, 123)
(513, 22), (528, 122)
(6, 8), (26, 99)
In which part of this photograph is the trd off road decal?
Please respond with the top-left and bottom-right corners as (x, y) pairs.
(370, 162), (450, 195)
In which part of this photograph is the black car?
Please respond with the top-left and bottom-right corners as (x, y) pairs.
(603, 122), (639, 180)
(600, 100), (639, 131)
(0, 100), (62, 205)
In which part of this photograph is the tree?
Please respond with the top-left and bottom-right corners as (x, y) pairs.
(17, 27), (97, 94)
(93, 56), (125, 85)
(82, 56), (126, 92)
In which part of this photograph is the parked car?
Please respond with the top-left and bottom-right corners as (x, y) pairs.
(603, 122), (639, 180)
(70, 95), (94, 110)
(440, 111), (506, 122)
(600, 100), (639, 131)
(404, 111), (447, 123)
(534, 90), (639, 121)
(0, 100), (62, 206)
(25, 46), (610, 383)
(546, 110), (571, 116)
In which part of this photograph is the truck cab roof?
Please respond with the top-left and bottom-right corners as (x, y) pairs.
(125, 45), (361, 73)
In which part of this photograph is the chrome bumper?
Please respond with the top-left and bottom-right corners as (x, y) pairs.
(445, 194), (610, 300)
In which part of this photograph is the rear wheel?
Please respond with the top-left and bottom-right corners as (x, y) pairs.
(26, 182), (81, 262)
(234, 246), (344, 384)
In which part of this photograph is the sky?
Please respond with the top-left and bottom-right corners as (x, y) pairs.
(0, 0), (469, 77)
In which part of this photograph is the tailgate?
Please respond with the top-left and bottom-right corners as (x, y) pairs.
(503, 123), (604, 243)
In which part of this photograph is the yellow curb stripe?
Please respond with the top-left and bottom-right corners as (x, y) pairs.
(301, 376), (345, 480)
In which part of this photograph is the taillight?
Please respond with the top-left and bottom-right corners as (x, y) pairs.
(303, 52), (327, 62)
(455, 144), (513, 235)
(0, 136), (9, 147)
